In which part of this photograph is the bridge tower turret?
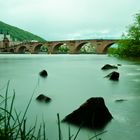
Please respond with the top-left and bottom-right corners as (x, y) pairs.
(3, 33), (10, 48)
(0, 30), (4, 48)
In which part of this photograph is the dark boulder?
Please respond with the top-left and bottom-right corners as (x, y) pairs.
(36, 94), (51, 103)
(115, 99), (127, 102)
(101, 64), (118, 70)
(63, 97), (113, 129)
(117, 64), (122, 66)
(105, 71), (119, 81)
(39, 70), (48, 77)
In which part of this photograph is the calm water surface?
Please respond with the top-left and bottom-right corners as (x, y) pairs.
(0, 54), (140, 140)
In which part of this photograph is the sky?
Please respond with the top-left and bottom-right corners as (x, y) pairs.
(0, 0), (140, 41)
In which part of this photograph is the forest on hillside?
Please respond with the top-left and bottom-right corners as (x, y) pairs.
(0, 21), (46, 42)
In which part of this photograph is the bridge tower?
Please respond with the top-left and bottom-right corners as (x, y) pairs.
(0, 30), (4, 48)
(0, 31), (10, 49)
(3, 33), (10, 48)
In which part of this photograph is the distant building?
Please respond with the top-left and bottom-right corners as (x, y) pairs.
(0, 31), (10, 48)
(0, 30), (22, 48)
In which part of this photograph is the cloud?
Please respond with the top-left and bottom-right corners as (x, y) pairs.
(0, 0), (140, 40)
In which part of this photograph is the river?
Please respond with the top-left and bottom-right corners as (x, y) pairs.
(0, 54), (140, 140)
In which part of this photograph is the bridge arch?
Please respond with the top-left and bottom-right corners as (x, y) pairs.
(53, 43), (69, 54)
(16, 46), (27, 54)
(103, 42), (116, 53)
(76, 42), (89, 53)
(33, 44), (43, 53)
(2, 49), (8, 52)
(53, 43), (63, 53)
(76, 42), (96, 53)
(33, 44), (48, 53)
(9, 48), (14, 53)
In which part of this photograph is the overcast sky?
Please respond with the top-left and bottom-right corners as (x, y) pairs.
(0, 0), (140, 41)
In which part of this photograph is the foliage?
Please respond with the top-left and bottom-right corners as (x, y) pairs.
(58, 44), (69, 53)
(80, 43), (96, 54)
(108, 13), (140, 57)
(40, 45), (48, 52)
(108, 48), (119, 56)
(0, 21), (46, 42)
(0, 81), (46, 140)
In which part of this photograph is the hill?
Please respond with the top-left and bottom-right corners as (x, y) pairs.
(0, 21), (46, 42)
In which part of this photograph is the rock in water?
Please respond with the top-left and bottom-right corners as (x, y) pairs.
(105, 71), (119, 81)
(101, 64), (118, 70)
(39, 70), (48, 77)
(36, 94), (51, 103)
(115, 99), (127, 102)
(117, 64), (122, 66)
(63, 97), (113, 129)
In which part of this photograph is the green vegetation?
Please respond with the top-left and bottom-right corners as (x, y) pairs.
(40, 45), (48, 52)
(58, 44), (69, 54)
(108, 12), (140, 58)
(0, 81), (46, 139)
(0, 21), (46, 42)
(80, 43), (96, 54)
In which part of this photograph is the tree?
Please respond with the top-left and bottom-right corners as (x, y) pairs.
(58, 44), (69, 53)
(109, 13), (140, 57)
(80, 43), (96, 54)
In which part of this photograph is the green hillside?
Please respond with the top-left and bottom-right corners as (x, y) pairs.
(0, 21), (46, 42)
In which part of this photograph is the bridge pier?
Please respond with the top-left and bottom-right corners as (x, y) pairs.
(68, 41), (76, 54)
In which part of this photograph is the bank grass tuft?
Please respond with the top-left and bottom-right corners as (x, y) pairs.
(0, 81), (46, 140)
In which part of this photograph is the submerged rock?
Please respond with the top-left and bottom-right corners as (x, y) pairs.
(36, 94), (51, 103)
(101, 64), (118, 70)
(63, 97), (113, 129)
(39, 70), (48, 77)
(115, 99), (127, 102)
(117, 64), (122, 66)
(105, 71), (119, 81)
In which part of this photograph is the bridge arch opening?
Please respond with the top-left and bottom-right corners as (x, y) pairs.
(103, 43), (118, 53)
(53, 43), (69, 54)
(33, 44), (48, 54)
(9, 49), (14, 53)
(76, 42), (96, 54)
(2, 49), (8, 53)
(17, 46), (27, 54)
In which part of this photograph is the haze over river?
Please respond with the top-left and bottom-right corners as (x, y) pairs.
(0, 54), (140, 140)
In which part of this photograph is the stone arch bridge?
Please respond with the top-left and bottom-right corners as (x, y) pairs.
(0, 39), (118, 54)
